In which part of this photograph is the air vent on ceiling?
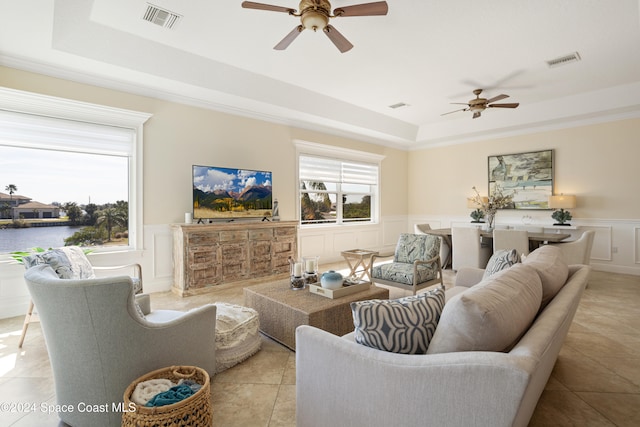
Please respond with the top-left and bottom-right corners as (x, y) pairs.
(389, 102), (409, 109)
(546, 52), (581, 68)
(143, 4), (182, 29)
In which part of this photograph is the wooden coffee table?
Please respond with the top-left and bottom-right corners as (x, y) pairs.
(244, 280), (389, 350)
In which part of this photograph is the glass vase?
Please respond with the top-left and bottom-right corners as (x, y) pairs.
(484, 212), (495, 231)
(302, 256), (318, 285)
(289, 257), (305, 290)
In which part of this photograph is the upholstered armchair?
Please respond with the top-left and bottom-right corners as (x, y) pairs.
(24, 264), (217, 427)
(370, 233), (443, 295)
(18, 246), (142, 347)
(414, 223), (451, 268)
(549, 230), (595, 265)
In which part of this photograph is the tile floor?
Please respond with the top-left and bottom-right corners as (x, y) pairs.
(0, 265), (638, 426)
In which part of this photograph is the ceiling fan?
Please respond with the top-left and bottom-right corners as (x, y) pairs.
(442, 89), (520, 119)
(241, 0), (388, 53)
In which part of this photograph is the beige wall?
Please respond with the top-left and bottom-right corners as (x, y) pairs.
(409, 118), (640, 220)
(1, 66), (639, 319)
(0, 66), (409, 224)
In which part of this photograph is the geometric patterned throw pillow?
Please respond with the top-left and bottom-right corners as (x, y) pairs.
(351, 286), (445, 354)
(483, 249), (520, 279)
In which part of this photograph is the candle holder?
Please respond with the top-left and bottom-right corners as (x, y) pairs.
(289, 257), (305, 290)
(302, 256), (319, 285)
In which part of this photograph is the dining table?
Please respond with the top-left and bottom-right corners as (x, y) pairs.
(423, 227), (572, 268)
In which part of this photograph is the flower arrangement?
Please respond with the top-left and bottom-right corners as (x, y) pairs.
(471, 184), (516, 229)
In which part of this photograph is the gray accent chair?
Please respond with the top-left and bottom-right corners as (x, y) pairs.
(18, 246), (143, 348)
(24, 264), (217, 427)
(370, 233), (443, 295)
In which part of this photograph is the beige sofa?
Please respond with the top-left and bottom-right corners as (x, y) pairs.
(296, 246), (590, 427)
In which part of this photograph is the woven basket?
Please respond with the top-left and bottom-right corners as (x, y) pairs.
(122, 365), (212, 427)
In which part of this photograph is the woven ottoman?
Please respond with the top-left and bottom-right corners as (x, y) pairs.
(214, 303), (261, 373)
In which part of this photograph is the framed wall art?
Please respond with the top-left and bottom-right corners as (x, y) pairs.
(488, 149), (553, 209)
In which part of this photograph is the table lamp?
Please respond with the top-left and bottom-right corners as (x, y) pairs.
(548, 194), (576, 225)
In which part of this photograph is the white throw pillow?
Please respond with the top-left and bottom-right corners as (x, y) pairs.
(427, 264), (542, 354)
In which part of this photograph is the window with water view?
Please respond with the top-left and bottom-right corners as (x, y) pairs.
(0, 145), (129, 253)
(0, 104), (137, 254)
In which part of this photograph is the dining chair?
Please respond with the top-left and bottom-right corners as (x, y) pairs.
(451, 227), (492, 271)
(493, 229), (530, 257)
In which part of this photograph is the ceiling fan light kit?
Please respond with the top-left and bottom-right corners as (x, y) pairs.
(241, 0), (388, 52)
(442, 88), (520, 119)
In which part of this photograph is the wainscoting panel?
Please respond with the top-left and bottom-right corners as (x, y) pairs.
(152, 228), (174, 279)
(0, 262), (30, 319)
(357, 229), (381, 249)
(635, 226), (640, 265)
(331, 230), (360, 253)
(382, 218), (409, 247)
(583, 225), (612, 261)
(298, 216), (407, 263)
(299, 232), (327, 259)
(0, 216), (636, 320)
(143, 224), (175, 293)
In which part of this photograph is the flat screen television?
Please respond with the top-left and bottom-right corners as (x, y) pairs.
(193, 165), (273, 221)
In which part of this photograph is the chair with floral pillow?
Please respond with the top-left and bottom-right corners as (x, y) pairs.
(370, 233), (443, 295)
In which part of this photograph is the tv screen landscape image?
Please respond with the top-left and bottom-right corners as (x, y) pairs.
(193, 165), (273, 220)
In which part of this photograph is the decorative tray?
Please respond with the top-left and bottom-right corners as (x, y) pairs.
(308, 280), (371, 299)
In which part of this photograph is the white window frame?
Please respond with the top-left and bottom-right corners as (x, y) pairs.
(0, 87), (151, 251)
(295, 140), (384, 227)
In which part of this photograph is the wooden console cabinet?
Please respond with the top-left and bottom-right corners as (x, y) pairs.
(172, 221), (298, 296)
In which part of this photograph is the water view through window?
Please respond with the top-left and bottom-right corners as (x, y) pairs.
(0, 146), (128, 253)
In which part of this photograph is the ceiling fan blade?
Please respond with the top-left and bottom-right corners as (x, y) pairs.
(274, 25), (304, 50)
(450, 102), (471, 105)
(473, 112), (482, 119)
(333, 1), (388, 17)
(241, 1), (295, 14)
(488, 103), (520, 108)
(486, 94), (509, 104)
(441, 108), (468, 116)
(323, 25), (353, 53)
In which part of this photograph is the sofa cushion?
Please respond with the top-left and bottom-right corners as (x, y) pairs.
(427, 264), (542, 354)
(483, 249), (520, 279)
(351, 286), (445, 354)
(523, 245), (569, 307)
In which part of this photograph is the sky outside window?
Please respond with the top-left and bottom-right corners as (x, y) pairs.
(1, 145), (128, 205)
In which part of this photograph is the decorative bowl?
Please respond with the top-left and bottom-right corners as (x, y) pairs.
(320, 270), (343, 289)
